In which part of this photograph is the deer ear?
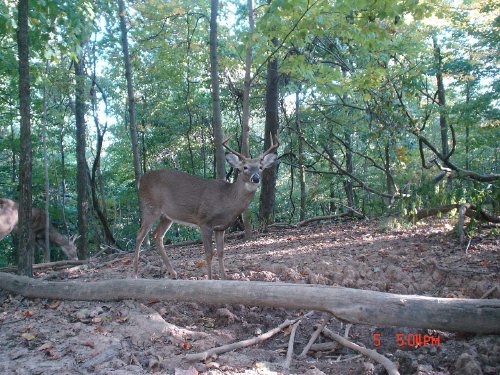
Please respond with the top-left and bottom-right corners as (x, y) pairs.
(225, 153), (243, 169)
(261, 153), (277, 169)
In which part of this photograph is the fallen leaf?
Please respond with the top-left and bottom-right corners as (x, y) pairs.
(37, 342), (53, 351)
(23, 310), (34, 318)
(180, 341), (192, 350)
(175, 367), (199, 375)
(115, 316), (128, 323)
(21, 333), (36, 341)
(46, 350), (62, 360)
(46, 301), (61, 309)
(95, 326), (107, 334)
(82, 341), (95, 348)
(194, 261), (207, 268)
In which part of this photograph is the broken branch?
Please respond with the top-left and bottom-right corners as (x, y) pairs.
(322, 327), (400, 375)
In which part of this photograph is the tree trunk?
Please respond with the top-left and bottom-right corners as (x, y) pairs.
(74, 51), (89, 260)
(16, 0), (33, 277)
(89, 65), (121, 250)
(432, 36), (449, 158)
(384, 140), (396, 204)
(42, 62), (51, 262)
(59, 124), (68, 235)
(258, 53), (279, 226)
(209, 0), (226, 180)
(118, 0), (142, 192)
(341, 69), (355, 212)
(343, 131), (355, 210)
(465, 78), (471, 171)
(241, 0), (254, 239)
(0, 274), (498, 334)
(295, 90), (306, 221)
(10, 123), (16, 183)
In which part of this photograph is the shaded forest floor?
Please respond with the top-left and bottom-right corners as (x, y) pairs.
(0, 219), (499, 375)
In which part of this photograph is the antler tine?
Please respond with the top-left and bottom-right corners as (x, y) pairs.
(260, 132), (279, 158)
(222, 137), (246, 159)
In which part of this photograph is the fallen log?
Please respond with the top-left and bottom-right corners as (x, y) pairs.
(0, 272), (498, 334)
(413, 204), (500, 223)
(0, 260), (88, 273)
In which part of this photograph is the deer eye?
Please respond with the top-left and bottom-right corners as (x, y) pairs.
(243, 166), (248, 170)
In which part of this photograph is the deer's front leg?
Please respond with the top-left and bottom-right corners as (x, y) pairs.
(201, 227), (214, 280)
(152, 216), (177, 279)
(214, 230), (226, 280)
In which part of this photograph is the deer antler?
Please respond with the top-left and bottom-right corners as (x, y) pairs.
(260, 133), (279, 159)
(222, 137), (247, 159)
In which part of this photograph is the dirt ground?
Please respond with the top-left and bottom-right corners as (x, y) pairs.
(0, 218), (499, 375)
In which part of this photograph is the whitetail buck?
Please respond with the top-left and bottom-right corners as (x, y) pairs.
(0, 198), (78, 260)
(134, 136), (279, 279)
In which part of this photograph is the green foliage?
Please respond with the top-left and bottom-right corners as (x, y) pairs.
(0, 0), (498, 266)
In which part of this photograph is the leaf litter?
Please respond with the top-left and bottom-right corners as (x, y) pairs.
(0, 219), (498, 374)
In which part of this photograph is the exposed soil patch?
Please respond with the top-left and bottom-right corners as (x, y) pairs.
(0, 219), (498, 374)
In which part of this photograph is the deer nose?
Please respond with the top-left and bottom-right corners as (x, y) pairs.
(251, 174), (260, 184)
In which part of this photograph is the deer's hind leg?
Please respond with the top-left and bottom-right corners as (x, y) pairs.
(152, 215), (177, 279)
(214, 230), (226, 280)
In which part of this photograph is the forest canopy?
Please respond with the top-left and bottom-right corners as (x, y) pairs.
(0, 0), (498, 266)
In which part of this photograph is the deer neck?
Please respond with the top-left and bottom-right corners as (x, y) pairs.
(233, 174), (259, 199)
(48, 228), (72, 255)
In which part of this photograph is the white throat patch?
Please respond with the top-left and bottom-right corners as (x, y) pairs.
(245, 182), (259, 192)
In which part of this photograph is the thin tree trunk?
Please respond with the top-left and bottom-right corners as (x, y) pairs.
(241, 0), (254, 239)
(209, 0), (225, 180)
(89, 59), (121, 250)
(10, 123), (16, 183)
(17, 0), (33, 277)
(42, 62), (51, 262)
(74, 50), (89, 260)
(295, 90), (306, 221)
(59, 124), (68, 234)
(118, 0), (142, 192)
(343, 138), (354, 210)
(340, 69), (354, 212)
(384, 140), (396, 202)
(465, 78), (471, 171)
(432, 36), (449, 158)
(258, 52), (279, 226)
(141, 124), (147, 174)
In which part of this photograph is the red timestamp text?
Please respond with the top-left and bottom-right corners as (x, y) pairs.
(373, 333), (441, 348)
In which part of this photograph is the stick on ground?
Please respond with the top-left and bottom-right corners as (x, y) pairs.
(322, 327), (400, 375)
(185, 312), (312, 362)
(283, 320), (301, 372)
(299, 312), (330, 357)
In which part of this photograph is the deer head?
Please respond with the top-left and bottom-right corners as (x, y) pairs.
(223, 135), (279, 192)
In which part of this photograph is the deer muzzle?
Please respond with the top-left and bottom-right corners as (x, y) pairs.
(251, 174), (261, 184)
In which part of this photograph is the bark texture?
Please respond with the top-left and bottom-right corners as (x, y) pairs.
(16, 0), (33, 277)
(0, 273), (498, 334)
(118, 0), (142, 191)
(74, 52), (89, 260)
(258, 55), (279, 226)
(209, 0), (225, 180)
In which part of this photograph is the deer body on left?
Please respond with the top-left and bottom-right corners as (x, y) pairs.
(134, 137), (279, 280)
(0, 198), (78, 260)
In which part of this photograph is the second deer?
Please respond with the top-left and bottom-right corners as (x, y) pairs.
(0, 198), (78, 260)
(134, 136), (279, 279)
